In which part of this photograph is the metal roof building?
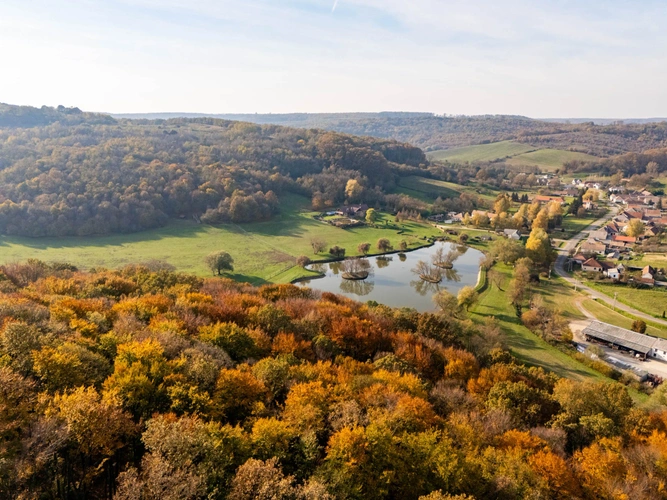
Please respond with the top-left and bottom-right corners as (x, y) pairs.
(582, 321), (667, 359)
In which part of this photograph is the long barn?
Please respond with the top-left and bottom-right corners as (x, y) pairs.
(582, 321), (667, 361)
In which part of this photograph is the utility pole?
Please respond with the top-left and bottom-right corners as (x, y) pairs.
(613, 292), (617, 311)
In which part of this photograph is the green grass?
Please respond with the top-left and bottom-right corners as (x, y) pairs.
(472, 264), (605, 382)
(395, 176), (462, 201)
(583, 281), (667, 320)
(506, 149), (599, 171)
(629, 253), (667, 270)
(0, 194), (442, 285)
(396, 176), (515, 205)
(581, 299), (666, 338)
(559, 214), (598, 238)
(427, 141), (535, 163)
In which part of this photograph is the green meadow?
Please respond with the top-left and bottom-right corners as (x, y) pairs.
(427, 141), (535, 163)
(0, 195), (442, 285)
(506, 149), (599, 171)
(427, 140), (599, 172)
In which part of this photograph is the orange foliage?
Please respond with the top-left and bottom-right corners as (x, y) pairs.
(271, 332), (314, 360)
(443, 347), (479, 382)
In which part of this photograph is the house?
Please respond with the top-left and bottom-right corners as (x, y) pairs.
(534, 195), (565, 205)
(336, 204), (368, 218)
(580, 240), (607, 255)
(645, 226), (660, 237)
(591, 226), (613, 241)
(471, 209), (496, 220)
(582, 258), (604, 272)
(611, 235), (637, 245)
(605, 267), (621, 280)
(623, 210), (643, 220)
(503, 229), (521, 240)
(572, 253), (588, 264)
(606, 250), (621, 260)
(640, 265), (656, 286)
(644, 209), (662, 220)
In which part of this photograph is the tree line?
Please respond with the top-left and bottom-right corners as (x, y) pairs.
(0, 104), (426, 237)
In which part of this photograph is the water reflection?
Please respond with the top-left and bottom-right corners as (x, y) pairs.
(376, 256), (392, 268)
(441, 268), (461, 282)
(340, 278), (375, 296)
(298, 241), (483, 312)
(410, 279), (441, 296)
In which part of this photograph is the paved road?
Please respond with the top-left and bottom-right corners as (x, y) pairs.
(554, 207), (667, 328)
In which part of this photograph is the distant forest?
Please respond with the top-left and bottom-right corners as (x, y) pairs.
(0, 104), (426, 237)
(114, 111), (667, 156)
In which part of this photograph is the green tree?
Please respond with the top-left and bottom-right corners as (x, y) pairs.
(205, 251), (234, 275)
(631, 320), (647, 333)
(366, 208), (379, 224)
(358, 242), (371, 255)
(433, 290), (463, 318)
(377, 238), (392, 252)
(457, 286), (479, 312)
(311, 238), (327, 254)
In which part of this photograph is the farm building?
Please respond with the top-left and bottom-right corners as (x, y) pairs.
(582, 321), (667, 361)
(580, 240), (607, 255)
(581, 258), (604, 272)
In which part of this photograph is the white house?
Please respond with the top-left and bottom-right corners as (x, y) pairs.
(582, 258), (604, 272)
(605, 268), (621, 280)
(503, 229), (521, 240)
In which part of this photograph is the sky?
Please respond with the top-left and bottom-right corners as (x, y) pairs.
(1, 0), (667, 117)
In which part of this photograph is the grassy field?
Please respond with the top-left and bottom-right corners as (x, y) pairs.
(506, 149), (599, 171)
(0, 195), (442, 285)
(396, 176), (507, 204)
(583, 281), (667, 319)
(581, 299), (666, 338)
(395, 176), (461, 201)
(559, 213), (599, 238)
(630, 253), (667, 270)
(472, 264), (604, 382)
(427, 141), (535, 163)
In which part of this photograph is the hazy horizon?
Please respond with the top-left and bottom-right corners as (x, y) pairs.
(3, 0), (667, 117)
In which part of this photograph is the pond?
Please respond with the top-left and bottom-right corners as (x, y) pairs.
(297, 241), (484, 312)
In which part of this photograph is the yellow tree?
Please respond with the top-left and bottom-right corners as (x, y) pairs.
(525, 228), (554, 267)
(345, 179), (363, 202)
(626, 219), (645, 238)
(494, 193), (511, 216)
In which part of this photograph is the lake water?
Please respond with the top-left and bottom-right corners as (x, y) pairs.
(297, 241), (483, 312)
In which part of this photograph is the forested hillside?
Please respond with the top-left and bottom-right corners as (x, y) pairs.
(1, 261), (667, 499)
(0, 104), (426, 237)
(116, 111), (667, 155)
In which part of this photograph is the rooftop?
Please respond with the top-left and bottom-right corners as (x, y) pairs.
(583, 321), (667, 355)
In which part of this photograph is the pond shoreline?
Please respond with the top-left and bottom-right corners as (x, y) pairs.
(293, 241), (485, 312)
(290, 241), (437, 284)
